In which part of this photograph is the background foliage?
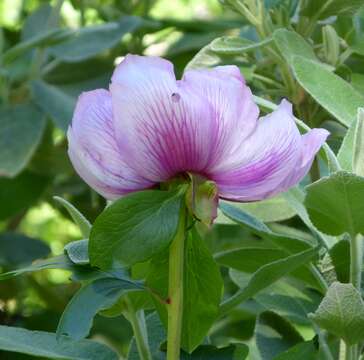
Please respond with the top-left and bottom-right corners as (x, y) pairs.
(1, 0), (364, 359)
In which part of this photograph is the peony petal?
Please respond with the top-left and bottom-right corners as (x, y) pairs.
(281, 128), (329, 188)
(110, 55), (217, 182)
(68, 89), (153, 199)
(182, 66), (259, 170)
(213, 100), (327, 201)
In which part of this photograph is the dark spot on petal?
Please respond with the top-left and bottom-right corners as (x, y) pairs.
(171, 92), (180, 102)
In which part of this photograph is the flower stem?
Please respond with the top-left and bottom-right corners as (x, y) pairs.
(167, 206), (186, 360)
(348, 234), (362, 360)
(125, 297), (152, 360)
(350, 234), (362, 290)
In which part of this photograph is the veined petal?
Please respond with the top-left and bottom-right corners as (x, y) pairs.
(110, 55), (217, 182)
(281, 128), (329, 188)
(182, 66), (259, 170)
(213, 100), (327, 201)
(68, 89), (153, 199)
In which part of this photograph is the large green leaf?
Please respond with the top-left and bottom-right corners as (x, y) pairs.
(147, 228), (223, 352)
(292, 56), (364, 126)
(182, 228), (223, 351)
(0, 104), (46, 177)
(216, 248), (288, 272)
(57, 277), (144, 340)
(89, 189), (183, 269)
(217, 194), (296, 223)
(48, 17), (141, 62)
(0, 325), (118, 360)
(273, 29), (317, 64)
(218, 245), (319, 289)
(30, 80), (76, 131)
(0, 171), (49, 220)
(219, 246), (318, 315)
(219, 202), (314, 254)
(255, 311), (303, 360)
(0, 232), (50, 268)
(305, 171), (364, 236)
(310, 282), (364, 345)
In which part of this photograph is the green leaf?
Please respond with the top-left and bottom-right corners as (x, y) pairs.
(219, 202), (314, 254)
(0, 232), (50, 268)
(57, 277), (144, 340)
(0, 325), (118, 360)
(256, 287), (320, 325)
(0, 104), (46, 177)
(351, 73), (364, 94)
(0, 255), (74, 280)
(338, 108), (364, 173)
(273, 29), (317, 64)
(337, 116), (358, 171)
(0, 171), (49, 220)
(89, 189), (183, 269)
(217, 194), (296, 223)
(54, 196), (91, 238)
(48, 17), (141, 62)
(305, 171), (364, 236)
(329, 240), (350, 283)
(216, 248), (288, 272)
(1, 28), (72, 64)
(353, 108), (364, 176)
(255, 311), (303, 360)
(186, 36), (270, 70)
(0, 254), (101, 282)
(182, 228), (223, 351)
(30, 80), (76, 131)
(217, 246), (318, 289)
(292, 56), (364, 127)
(309, 282), (364, 345)
(283, 187), (336, 248)
(219, 247), (318, 315)
(300, 0), (364, 19)
(209, 36), (270, 55)
(274, 341), (317, 360)
(21, 4), (52, 40)
(181, 344), (248, 359)
(147, 228), (223, 352)
(64, 239), (89, 265)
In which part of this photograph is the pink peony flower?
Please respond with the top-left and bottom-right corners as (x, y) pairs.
(67, 55), (329, 201)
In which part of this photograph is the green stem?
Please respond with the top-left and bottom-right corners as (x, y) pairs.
(350, 234), (362, 290)
(167, 206), (186, 360)
(348, 234), (362, 360)
(125, 297), (152, 360)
